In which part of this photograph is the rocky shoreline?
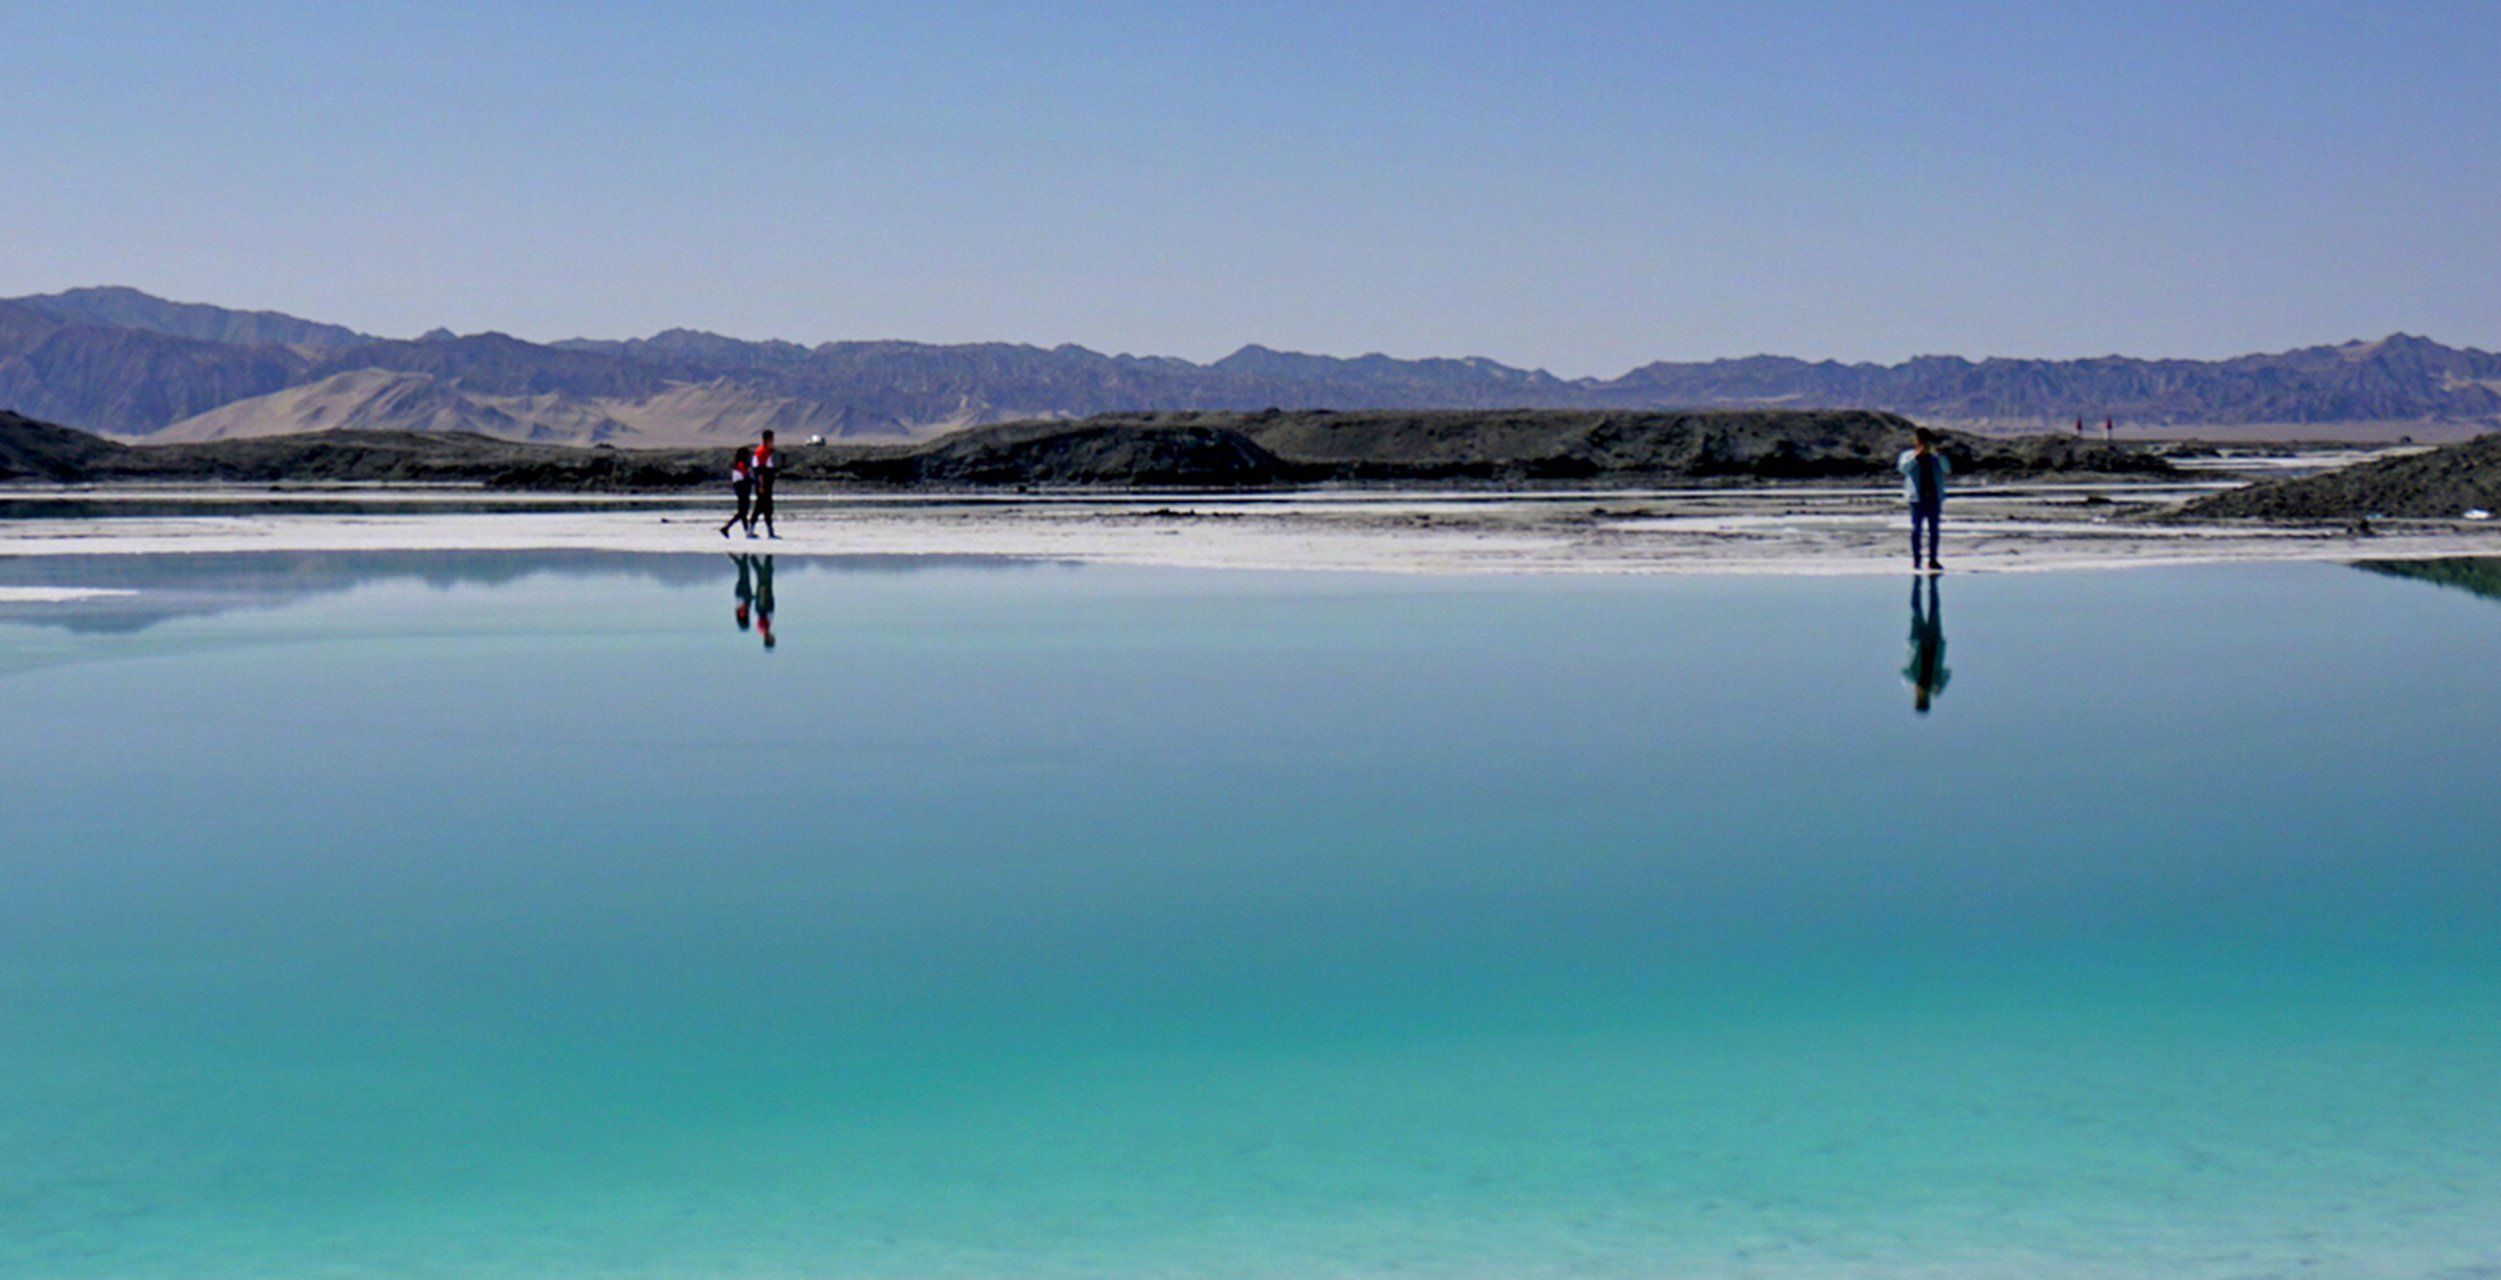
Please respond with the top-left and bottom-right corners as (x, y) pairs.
(6, 407), (2179, 492)
(17, 404), (2501, 530)
(2180, 431), (2501, 522)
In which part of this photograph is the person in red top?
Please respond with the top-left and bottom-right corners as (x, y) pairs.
(750, 430), (781, 539)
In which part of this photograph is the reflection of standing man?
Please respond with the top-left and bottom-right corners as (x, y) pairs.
(751, 430), (781, 540)
(731, 553), (756, 631)
(1905, 575), (1949, 715)
(1897, 427), (1949, 573)
(753, 554), (776, 651)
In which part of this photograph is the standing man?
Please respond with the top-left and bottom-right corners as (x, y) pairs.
(1897, 427), (1949, 573)
(750, 430), (781, 540)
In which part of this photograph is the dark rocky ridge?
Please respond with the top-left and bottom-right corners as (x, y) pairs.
(1221, 408), (2174, 482)
(4, 407), (2177, 491)
(2181, 433), (2501, 521)
(0, 410), (127, 480)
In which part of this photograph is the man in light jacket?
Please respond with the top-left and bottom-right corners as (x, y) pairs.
(1897, 427), (1949, 572)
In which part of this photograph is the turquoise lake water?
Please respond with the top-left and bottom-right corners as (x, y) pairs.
(3, 552), (2499, 1278)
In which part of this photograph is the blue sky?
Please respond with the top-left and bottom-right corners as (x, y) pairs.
(5, 1), (2496, 374)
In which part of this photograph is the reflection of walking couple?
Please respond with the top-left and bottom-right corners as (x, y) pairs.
(731, 553), (776, 651)
(1904, 574), (1948, 714)
(718, 430), (782, 539)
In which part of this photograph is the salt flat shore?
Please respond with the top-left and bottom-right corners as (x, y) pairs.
(4, 482), (2499, 574)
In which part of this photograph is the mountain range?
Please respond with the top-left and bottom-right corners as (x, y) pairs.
(4, 286), (2497, 447)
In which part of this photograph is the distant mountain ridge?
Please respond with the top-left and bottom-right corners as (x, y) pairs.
(2, 287), (2495, 446)
(14, 285), (371, 348)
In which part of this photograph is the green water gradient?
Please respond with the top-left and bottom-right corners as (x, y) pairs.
(2, 556), (2498, 1277)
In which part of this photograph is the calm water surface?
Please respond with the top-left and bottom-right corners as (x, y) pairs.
(3, 553), (2498, 1278)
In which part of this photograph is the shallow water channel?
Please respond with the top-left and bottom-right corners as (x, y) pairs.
(3, 553), (2498, 1277)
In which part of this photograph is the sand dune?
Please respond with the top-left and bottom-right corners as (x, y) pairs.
(144, 372), (933, 447)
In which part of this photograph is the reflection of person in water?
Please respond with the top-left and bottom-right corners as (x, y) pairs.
(1904, 574), (1949, 714)
(731, 553), (755, 631)
(753, 554), (776, 651)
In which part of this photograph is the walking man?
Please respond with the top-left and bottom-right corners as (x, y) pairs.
(751, 430), (781, 539)
(1898, 427), (1949, 572)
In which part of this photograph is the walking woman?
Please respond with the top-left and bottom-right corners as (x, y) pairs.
(719, 447), (755, 538)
